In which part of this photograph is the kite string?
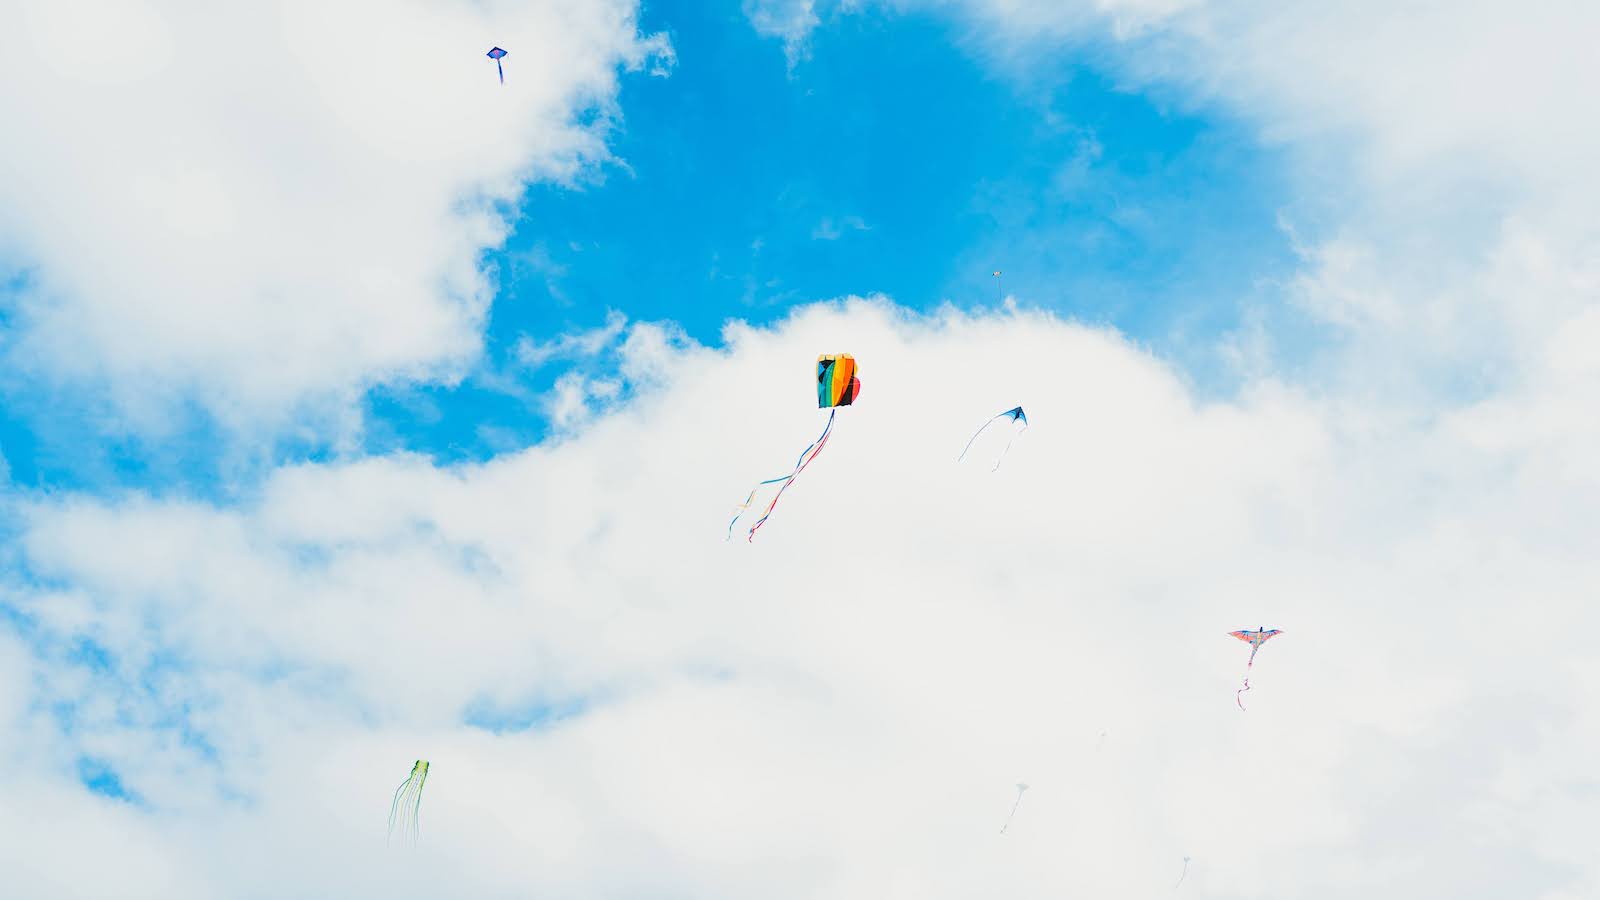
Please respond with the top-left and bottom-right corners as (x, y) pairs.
(726, 410), (835, 539)
(958, 413), (1006, 463)
(745, 409), (836, 541)
(726, 475), (789, 540)
(960, 414), (1027, 470)
(749, 411), (834, 540)
(1235, 646), (1259, 711)
(387, 779), (407, 846)
(992, 422), (1028, 472)
(388, 774), (422, 846)
(1000, 791), (1025, 834)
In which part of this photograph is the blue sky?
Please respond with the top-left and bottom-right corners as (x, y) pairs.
(3, 0), (1301, 807)
(371, 2), (1297, 464)
(1, 1), (1297, 489)
(4, 2), (1600, 896)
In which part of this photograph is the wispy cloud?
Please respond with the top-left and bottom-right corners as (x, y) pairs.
(744, 0), (822, 71)
(513, 311), (630, 370)
(810, 214), (871, 241)
(519, 317), (700, 431)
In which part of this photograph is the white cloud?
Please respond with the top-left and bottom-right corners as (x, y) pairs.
(514, 310), (630, 370)
(3, 300), (1598, 897)
(870, 0), (1600, 205)
(752, 1), (1600, 392)
(3, 2), (1599, 896)
(811, 214), (870, 241)
(524, 317), (700, 431)
(0, 0), (670, 435)
(744, 0), (823, 69)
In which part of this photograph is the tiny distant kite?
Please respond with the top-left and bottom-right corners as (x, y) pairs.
(991, 270), (1003, 302)
(999, 782), (1029, 834)
(486, 47), (508, 83)
(1175, 856), (1191, 888)
(727, 354), (860, 542)
(958, 406), (1028, 471)
(388, 759), (430, 846)
(1229, 627), (1282, 710)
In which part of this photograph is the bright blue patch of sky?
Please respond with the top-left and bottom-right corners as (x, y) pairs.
(77, 756), (135, 801)
(1, 1), (1298, 490)
(0, 387), (287, 498)
(463, 694), (591, 735)
(367, 2), (1296, 462)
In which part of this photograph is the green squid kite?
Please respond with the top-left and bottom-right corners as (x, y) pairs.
(388, 759), (430, 846)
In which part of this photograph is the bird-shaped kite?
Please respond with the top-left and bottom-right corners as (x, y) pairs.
(1229, 627), (1282, 710)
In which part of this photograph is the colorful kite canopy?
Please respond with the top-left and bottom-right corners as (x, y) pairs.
(1229, 627), (1282, 710)
(1230, 627), (1282, 652)
(727, 355), (861, 541)
(486, 46), (508, 83)
(817, 353), (860, 408)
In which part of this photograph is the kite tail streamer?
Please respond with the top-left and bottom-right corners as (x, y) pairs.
(992, 424), (1028, 472)
(1235, 646), (1259, 711)
(958, 414), (1004, 463)
(1000, 792), (1024, 834)
(497, 59), (505, 83)
(737, 409), (836, 541)
(1175, 858), (1190, 889)
(388, 760), (429, 847)
(726, 475), (789, 540)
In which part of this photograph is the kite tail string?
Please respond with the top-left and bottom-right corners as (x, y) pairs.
(1235, 651), (1257, 711)
(992, 422), (1028, 472)
(726, 411), (835, 539)
(958, 414), (1004, 463)
(387, 780), (406, 846)
(1000, 792), (1024, 834)
(497, 59), (505, 83)
(1175, 859), (1190, 889)
(746, 409), (836, 541)
(993, 437), (1014, 471)
(726, 476), (788, 540)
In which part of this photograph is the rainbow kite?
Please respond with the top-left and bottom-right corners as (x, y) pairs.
(727, 354), (860, 542)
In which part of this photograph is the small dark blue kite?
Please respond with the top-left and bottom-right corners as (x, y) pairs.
(487, 47), (507, 84)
